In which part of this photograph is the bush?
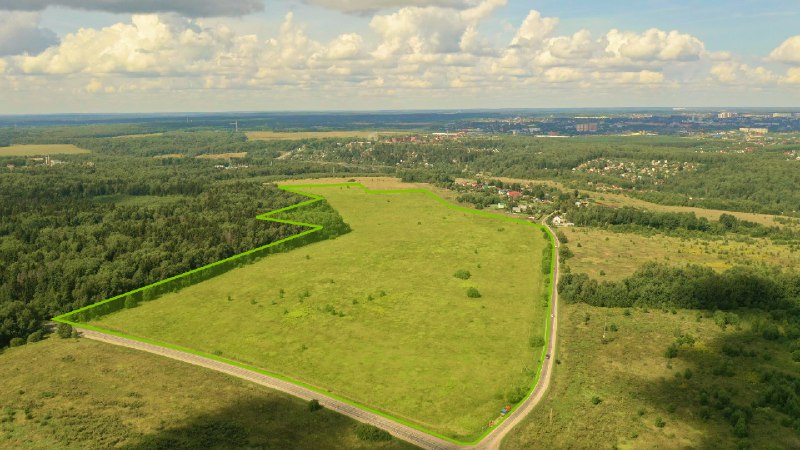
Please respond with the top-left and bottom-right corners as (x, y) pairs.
(655, 417), (666, 428)
(466, 287), (482, 298)
(453, 270), (471, 280)
(308, 399), (322, 412)
(506, 386), (528, 403)
(124, 296), (138, 309)
(664, 344), (678, 359)
(9, 337), (24, 347)
(355, 424), (392, 442)
(55, 323), (74, 339)
(591, 396), (602, 405)
(27, 330), (44, 343)
(529, 336), (545, 347)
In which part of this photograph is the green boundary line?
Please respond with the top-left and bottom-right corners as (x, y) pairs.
(52, 182), (556, 446)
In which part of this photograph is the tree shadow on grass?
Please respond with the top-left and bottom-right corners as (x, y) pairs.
(631, 325), (800, 450)
(120, 397), (416, 450)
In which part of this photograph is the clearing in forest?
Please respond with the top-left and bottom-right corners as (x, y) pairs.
(0, 144), (89, 156)
(59, 184), (553, 441)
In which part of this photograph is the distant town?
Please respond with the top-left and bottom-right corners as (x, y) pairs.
(445, 110), (800, 137)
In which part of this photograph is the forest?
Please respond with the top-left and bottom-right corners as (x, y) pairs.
(0, 145), (351, 348)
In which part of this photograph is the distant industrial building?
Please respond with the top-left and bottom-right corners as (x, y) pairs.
(739, 127), (768, 135)
(772, 112), (793, 118)
(717, 112), (737, 119)
(576, 123), (598, 133)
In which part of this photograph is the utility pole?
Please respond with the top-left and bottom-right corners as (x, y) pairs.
(230, 121), (239, 132)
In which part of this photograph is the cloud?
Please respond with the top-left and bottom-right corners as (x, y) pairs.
(18, 15), (260, 75)
(783, 67), (800, 84)
(369, 0), (504, 58)
(324, 33), (364, 60)
(303, 0), (465, 14)
(0, 0), (263, 17)
(1, 5), (764, 108)
(543, 66), (581, 83)
(769, 36), (800, 64)
(605, 28), (704, 62)
(510, 10), (559, 47)
(709, 61), (777, 85)
(0, 12), (58, 56)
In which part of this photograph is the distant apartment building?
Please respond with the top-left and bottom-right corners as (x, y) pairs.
(739, 127), (769, 135)
(575, 123), (598, 133)
(772, 112), (793, 118)
(717, 112), (737, 119)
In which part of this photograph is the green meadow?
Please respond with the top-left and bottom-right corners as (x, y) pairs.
(88, 185), (552, 440)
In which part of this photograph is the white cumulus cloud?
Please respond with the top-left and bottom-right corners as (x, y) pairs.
(510, 10), (559, 47)
(605, 28), (704, 62)
(370, 0), (504, 58)
(710, 61), (777, 85)
(770, 36), (800, 65)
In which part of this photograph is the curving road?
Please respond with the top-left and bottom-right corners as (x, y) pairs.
(74, 221), (561, 450)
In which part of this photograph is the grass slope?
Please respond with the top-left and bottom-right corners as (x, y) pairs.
(562, 227), (800, 281)
(0, 144), (89, 156)
(88, 185), (551, 440)
(502, 304), (800, 450)
(0, 337), (416, 449)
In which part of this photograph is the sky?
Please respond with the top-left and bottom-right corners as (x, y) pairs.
(0, 0), (799, 113)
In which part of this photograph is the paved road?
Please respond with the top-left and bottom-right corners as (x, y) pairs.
(75, 221), (561, 450)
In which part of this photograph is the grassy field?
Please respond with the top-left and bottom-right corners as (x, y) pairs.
(0, 144), (89, 156)
(560, 227), (800, 281)
(196, 152), (248, 159)
(247, 131), (398, 141)
(87, 184), (551, 440)
(501, 304), (800, 450)
(0, 337), (416, 449)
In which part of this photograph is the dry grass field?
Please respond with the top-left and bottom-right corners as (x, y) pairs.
(0, 337), (416, 449)
(0, 144), (89, 156)
(559, 227), (799, 281)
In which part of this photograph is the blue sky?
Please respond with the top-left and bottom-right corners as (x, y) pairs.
(1, 0), (798, 112)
